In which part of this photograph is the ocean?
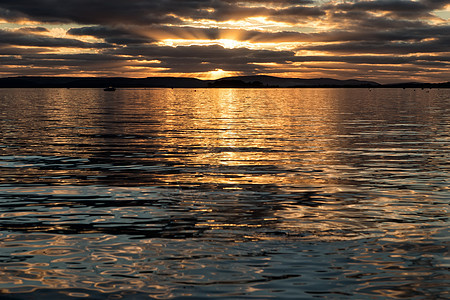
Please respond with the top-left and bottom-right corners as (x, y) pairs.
(0, 88), (448, 299)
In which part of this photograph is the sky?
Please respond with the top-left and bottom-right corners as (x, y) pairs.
(0, 0), (449, 83)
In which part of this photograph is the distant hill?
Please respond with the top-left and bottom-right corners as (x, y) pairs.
(0, 76), (208, 88)
(0, 75), (447, 88)
(209, 75), (380, 88)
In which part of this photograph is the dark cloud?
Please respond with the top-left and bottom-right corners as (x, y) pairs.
(68, 26), (154, 45)
(328, 0), (449, 19)
(0, 0), (324, 25)
(244, 24), (450, 43)
(112, 44), (295, 72)
(0, 0), (446, 27)
(16, 27), (49, 33)
(270, 5), (325, 23)
(290, 55), (450, 68)
(328, 11), (429, 31)
(65, 22), (450, 46)
(0, 29), (112, 48)
(0, 0), (184, 24)
(299, 37), (450, 55)
(0, 7), (28, 22)
(0, 46), (51, 55)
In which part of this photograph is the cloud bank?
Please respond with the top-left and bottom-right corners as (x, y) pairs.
(0, 0), (449, 82)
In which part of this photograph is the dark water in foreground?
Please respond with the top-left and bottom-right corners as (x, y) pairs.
(0, 88), (448, 299)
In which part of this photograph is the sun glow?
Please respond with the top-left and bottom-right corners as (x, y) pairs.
(159, 38), (297, 51)
(160, 38), (253, 49)
(205, 68), (236, 80)
(216, 39), (242, 49)
(174, 16), (286, 31)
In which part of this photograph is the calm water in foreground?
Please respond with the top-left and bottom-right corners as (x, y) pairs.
(0, 88), (448, 299)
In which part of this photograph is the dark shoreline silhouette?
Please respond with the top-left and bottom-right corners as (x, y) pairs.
(0, 75), (448, 89)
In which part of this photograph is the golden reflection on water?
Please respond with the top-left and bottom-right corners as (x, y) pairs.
(147, 88), (343, 187)
(0, 88), (448, 298)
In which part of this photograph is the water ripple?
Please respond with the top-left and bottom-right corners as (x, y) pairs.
(0, 88), (448, 299)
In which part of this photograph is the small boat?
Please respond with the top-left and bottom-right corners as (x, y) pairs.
(104, 87), (116, 91)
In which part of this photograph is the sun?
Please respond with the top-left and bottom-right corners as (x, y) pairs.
(206, 68), (234, 80)
(216, 39), (241, 49)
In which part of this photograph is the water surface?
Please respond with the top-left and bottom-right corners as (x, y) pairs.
(0, 88), (448, 299)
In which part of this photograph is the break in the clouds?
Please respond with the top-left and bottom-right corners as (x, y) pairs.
(0, 0), (449, 82)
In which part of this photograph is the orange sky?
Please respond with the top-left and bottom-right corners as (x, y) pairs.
(0, 0), (449, 83)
